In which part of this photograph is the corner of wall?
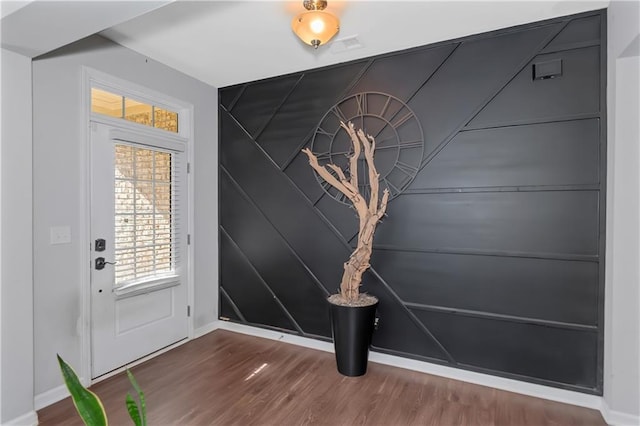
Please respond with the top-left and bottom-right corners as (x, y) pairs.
(601, 399), (640, 426)
(1, 410), (38, 426)
(0, 48), (4, 426)
(34, 382), (74, 411)
(194, 321), (220, 339)
(1, 47), (35, 424)
(604, 0), (640, 421)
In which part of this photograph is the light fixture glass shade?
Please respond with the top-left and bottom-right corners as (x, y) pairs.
(291, 10), (340, 48)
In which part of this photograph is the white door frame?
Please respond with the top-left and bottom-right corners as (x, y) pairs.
(79, 66), (195, 385)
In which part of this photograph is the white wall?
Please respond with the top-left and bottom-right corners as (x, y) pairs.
(32, 35), (218, 396)
(605, 1), (640, 423)
(1, 48), (35, 424)
(1, 48), (3, 426)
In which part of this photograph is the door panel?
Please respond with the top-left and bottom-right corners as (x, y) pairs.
(90, 122), (188, 378)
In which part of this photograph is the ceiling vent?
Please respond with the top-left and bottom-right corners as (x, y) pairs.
(330, 35), (363, 54)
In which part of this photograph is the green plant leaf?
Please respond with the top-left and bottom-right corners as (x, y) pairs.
(126, 369), (146, 426)
(125, 393), (142, 426)
(57, 354), (108, 426)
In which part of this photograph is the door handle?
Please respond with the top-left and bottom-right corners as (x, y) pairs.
(95, 257), (117, 270)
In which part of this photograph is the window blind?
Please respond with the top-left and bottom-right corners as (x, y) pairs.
(113, 143), (184, 287)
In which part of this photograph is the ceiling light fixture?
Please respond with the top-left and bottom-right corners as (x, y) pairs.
(291, 0), (340, 49)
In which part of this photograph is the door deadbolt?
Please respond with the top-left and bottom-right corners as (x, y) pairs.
(95, 238), (106, 252)
(95, 257), (116, 270)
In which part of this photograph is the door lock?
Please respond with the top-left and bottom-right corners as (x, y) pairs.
(95, 238), (106, 252)
(95, 257), (117, 270)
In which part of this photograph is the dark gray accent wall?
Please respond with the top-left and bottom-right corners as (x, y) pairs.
(219, 10), (606, 394)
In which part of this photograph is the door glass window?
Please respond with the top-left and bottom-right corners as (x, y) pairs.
(124, 98), (153, 127)
(114, 144), (175, 286)
(91, 87), (179, 133)
(91, 88), (123, 118)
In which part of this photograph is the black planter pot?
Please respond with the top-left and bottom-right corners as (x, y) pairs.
(329, 299), (379, 377)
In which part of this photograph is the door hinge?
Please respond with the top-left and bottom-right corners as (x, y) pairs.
(187, 234), (191, 245)
(187, 162), (191, 174)
(187, 305), (191, 317)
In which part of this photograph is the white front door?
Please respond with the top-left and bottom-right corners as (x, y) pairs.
(90, 122), (188, 378)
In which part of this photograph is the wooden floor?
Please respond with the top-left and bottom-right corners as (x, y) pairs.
(38, 330), (605, 425)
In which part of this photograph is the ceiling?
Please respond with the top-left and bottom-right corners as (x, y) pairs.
(101, 0), (608, 88)
(0, 1), (170, 57)
(2, 1), (609, 88)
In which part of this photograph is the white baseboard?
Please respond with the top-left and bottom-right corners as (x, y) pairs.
(601, 400), (640, 426)
(194, 321), (219, 339)
(3, 410), (38, 426)
(34, 382), (73, 411)
(214, 320), (335, 354)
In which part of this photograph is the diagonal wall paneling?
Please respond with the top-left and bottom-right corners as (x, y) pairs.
(220, 108), (453, 360)
(542, 14), (601, 52)
(228, 74), (301, 140)
(413, 309), (598, 390)
(220, 229), (297, 331)
(219, 10), (606, 393)
(468, 46), (600, 128)
(220, 167), (331, 337)
(256, 61), (369, 168)
(406, 22), (563, 159)
(347, 44), (458, 104)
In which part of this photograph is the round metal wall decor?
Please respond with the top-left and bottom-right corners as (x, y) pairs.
(310, 91), (424, 205)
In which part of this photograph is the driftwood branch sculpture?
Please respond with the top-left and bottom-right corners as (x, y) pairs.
(302, 121), (389, 303)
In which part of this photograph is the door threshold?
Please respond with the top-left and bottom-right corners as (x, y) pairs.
(91, 337), (189, 384)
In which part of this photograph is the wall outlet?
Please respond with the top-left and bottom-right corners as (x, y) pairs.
(50, 226), (71, 245)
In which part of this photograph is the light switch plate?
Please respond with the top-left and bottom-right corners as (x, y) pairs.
(50, 226), (71, 245)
